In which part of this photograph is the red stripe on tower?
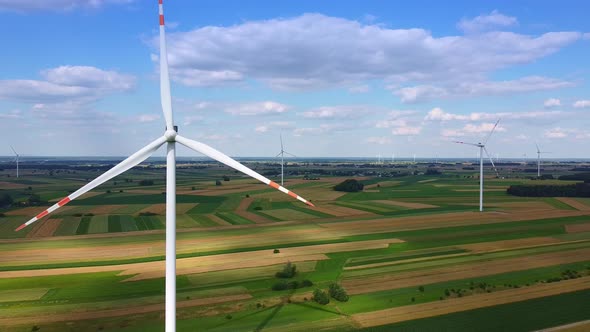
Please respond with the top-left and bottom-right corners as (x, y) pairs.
(36, 210), (49, 219)
(58, 197), (71, 206)
(160, 15), (164, 26)
(159, 0), (163, 4)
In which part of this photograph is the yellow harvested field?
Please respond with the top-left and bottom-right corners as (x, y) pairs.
(4, 206), (75, 216)
(138, 204), (166, 215)
(0, 239), (402, 280)
(88, 204), (125, 215)
(0, 288), (48, 302)
(352, 276), (590, 328)
(540, 320), (590, 332)
(565, 223), (590, 233)
(322, 209), (590, 236)
(343, 247), (590, 295)
(458, 237), (563, 253)
(26, 218), (62, 238)
(372, 200), (438, 209)
(556, 197), (590, 211)
(0, 293), (252, 326)
(205, 214), (232, 226)
(176, 203), (198, 214)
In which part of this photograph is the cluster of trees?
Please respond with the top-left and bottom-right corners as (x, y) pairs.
(328, 283), (349, 302)
(275, 262), (297, 278)
(271, 279), (313, 291)
(333, 179), (364, 192)
(507, 183), (590, 197)
(559, 172), (590, 182)
(425, 168), (442, 175)
(312, 289), (330, 305)
(0, 193), (13, 208)
(139, 179), (154, 186)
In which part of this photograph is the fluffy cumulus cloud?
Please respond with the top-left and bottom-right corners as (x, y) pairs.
(544, 98), (561, 108)
(392, 126), (422, 136)
(425, 107), (564, 122)
(155, 13), (582, 98)
(0, 66), (135, 103)
(573, 100), (590, 108)
(301, 105), (371, 119)
(394, 77), (574, 103)
(224, 101), (289, 116)
(544, 127), (568, 138)
(365, 136), (392, 145)
(0, 0), (133, 12)
(255, 121), (293, 133)
(457, 10), (518, 34)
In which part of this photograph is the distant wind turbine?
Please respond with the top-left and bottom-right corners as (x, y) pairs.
(453, 119), (501, 212)
(276, 133), (296, 186)
(10, 146), (19, 178)
(535, 143), (551, 177)
(15, 2), (315, 331)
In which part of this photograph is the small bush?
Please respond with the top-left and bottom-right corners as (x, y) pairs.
(84, 213), (94, 216)
(328, 283), (349, 302)
(301, 279), (313, 287)
(139, 212), (157, 216)
(225, 314), (232, 320)
(273, 249), (280, 254)
(275, 262), (297, 278)
(254, 206), (263, 211)
(313, 289), (330, 305)
(333, 179), (364, 192)
(215, 180), (222, 186)
(272, 281), (288, 291)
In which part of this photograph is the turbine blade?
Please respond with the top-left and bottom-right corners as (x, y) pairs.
(482, 118), (500, 145)
(280, 133), (284, 151)
(535, 142), (540, 153)
(284, 151), (297, 158)
(453, 141), (480, 147)
(275, 151), (283, 158)
(15, 136), (166, 231)
(483, 147), (500, 178)
(176, 135), (314, 207)
(159, 0), (174, 130)
(10, 145), (17, 156)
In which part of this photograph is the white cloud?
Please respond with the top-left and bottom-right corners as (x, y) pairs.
(182, 115), (204, 126)
(441, 129), (465, 138)
(365, 136), (392, 145)
(0, 66), (135, 103)
(155, 14), (582, 92)
(396, 76), (574, 103)
(255, 121), (293, 133)
(457, 10), (518, 34)
(138, 114), (160, 123)
(376, 119), (407, 128)
(545, 128), (568, 138)
(0, 109), (22, 119)
(293, 124), (349, 136)
(0, 0), (134, 12)
(225, 101), (289, 116)
(425, 107), (564, 122)
(543, 98), (561, 108)
(573, 100), (590, 108)
(302, 105), (370, 119)
(348, 85), (370, 93)
(515, 134), (528, 140)
(392, 126), (422, 136)
(463, 122), (506, 134)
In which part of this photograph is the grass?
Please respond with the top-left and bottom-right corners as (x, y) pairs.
(87, 215), (108, 234)
(135, 215), (164, 231)
(357, 289), (590, 332)
(260, 208), (318, 220)
(75, 216), (91, 235)
(216, 212), (255, 225)
(54, 217), (81, 236)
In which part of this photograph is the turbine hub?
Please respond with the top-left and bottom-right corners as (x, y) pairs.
(164, 129), (177, 142)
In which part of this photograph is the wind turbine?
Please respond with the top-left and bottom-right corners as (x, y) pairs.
(535, 143), (551, 177)
(276, 133), (296, 186)
(14, 2), (315, 331)
(391, 153), (395, 163)
(453, 119), (501, 212)
(10, 146), (19, 178)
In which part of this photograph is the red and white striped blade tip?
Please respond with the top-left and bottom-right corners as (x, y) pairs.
(15, 224), (27, 232)
(306, 201), (316, 207)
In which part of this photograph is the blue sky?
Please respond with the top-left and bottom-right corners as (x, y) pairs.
(1, 0), (589, 158)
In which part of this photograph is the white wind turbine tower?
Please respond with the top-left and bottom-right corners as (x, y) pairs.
(276, 133), (296, 186)
(391, 153), (395, 163)
(454, 119), (501, 212)
(10, 146), (19, 178)
(15, 2), (315, 331)
(535, 143), (551, 177)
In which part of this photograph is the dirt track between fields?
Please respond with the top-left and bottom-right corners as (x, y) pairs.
(0, 293), (252, 326)
(342, 247), (590, 295)
(373, 200), (438, 209)
(351, 276), (590, 328)
(565, 223), (590, 233)
(556, 197), (590, 211)
(26, 219), (61, 238)
(234, 197), (273, 224)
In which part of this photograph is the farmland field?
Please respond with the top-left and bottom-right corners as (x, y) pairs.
(1, 158), (590, 331)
